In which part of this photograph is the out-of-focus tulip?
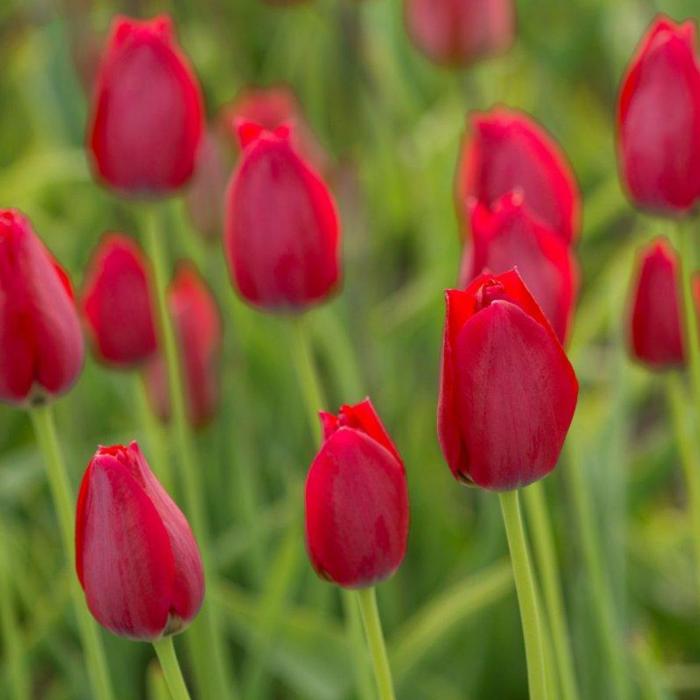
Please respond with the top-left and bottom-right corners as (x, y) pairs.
(461, 193), (577, 343)
(224, 122), (341, 312)
(628, 238), (687, 369)
(0, 209), (84, 405)
(305, 398), (409, 588)
(456, 108), (580, 244)
(82, 234), (157, 368)
(438, 269), (578, 490)
(145, 263), (221, 428)
(617, 16), (700, 215)
(75, 442), (204, 640)
(88, 15), (204, 197)
(404, 0), (515, 68)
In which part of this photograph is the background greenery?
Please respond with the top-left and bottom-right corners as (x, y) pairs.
(1, 0), (699, 697)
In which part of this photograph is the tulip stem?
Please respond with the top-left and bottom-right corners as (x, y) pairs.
(498, 489), (548, 700)
(28, 403), (115, 700)
(153, 637), (192, 700)
(143, 204), (237, 700)
(523, 483), (579, 700)
(356, 587), (396, 700)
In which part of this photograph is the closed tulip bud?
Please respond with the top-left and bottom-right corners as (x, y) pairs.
(461, 193), (578, 344)
(438, 269), (578, 490)
(224, 121), (341, 312)
(76, 442), (204, 640)
(457, 108), (580, 244)
(628, 238), (687, 369)
(305, 399), (410, 588)
(88, 15), (204, 197)
(82, 234), (157, 368)
(145, 263), (221, 428)
(0, 210), (84, 405)
(617, 16), (700, 215)
(404, 0), (515, 68)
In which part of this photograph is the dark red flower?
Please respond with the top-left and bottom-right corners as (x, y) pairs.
(438, 269), (578, 490)
(88, 15), (204, 196)
(75, 442), (204, 640)
(0, 209), (84, 405)
(305, 399), (409, 588)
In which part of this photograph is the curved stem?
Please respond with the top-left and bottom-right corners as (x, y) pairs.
(29, 404), (115, 700)
(356, 587), (396, 700)
(153, 636), (191, 700)
(498, 490), (548, 700)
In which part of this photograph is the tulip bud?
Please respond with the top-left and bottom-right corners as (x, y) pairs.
(461, 193), (578, 344)
(438, 269), (578, 490)
(617, 16), (700, 215)
(144, 263), (221, 428)
(87, 15), (204, 197)
(628, 238), (687, 369)
(404, 0), (515, 68)
(305, 399), (410, 588)
(0, 209), (84, 405)
(82, 233), (157, 368)
(457, 108), (580, 244)
(75, 442), (204, 640)
(224, 121), (341, 312)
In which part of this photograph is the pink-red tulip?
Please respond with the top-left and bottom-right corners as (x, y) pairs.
(404, 0), (515, 68)
(456, 108), (580, 244)
(145, 263), (221, 428)
(88, 15), (204, 196)
(224, 122), (341, 312)
(438, 269), (578, 490)
(460, 193), (577, 343)
(82, 234), (157, 368)
(617, 16), (700, 215)
(0, 209), (84, 405)
(305, 399), (409, 588)
(76, 442), (204, 640)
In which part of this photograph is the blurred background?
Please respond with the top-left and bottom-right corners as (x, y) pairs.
(1, 0), (700, 698)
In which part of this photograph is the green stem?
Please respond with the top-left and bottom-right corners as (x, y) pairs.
(523, 483), (579, 700)
(356, 587), (396, 700)
(152, 637), (191, 700)
(28, 404), (115, 700)
(341, 590), (376, 700)
(498, 490), (548, 700)
(142, 204), (236, 700)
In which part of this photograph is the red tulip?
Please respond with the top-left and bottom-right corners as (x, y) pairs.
(618, 16), (700, 215)
(460, 193), (578, 343)
(88, 15), (204, 197)
(438, 269), (578, 490)
(75, 442), (204, 640)
(305, 399), (409, 588)
(82, 233), (157, 368)
(404, 0), (515, 68)
(456, 108), (580, 244)
(0, 209), (84, 405)
(145, 263), (221, 428)
(628, 238), (686, 369)
(224, 121), (341, 311)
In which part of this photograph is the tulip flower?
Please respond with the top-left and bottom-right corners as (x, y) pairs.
(404, 0), (515, 68)
(145, 263), (221, 428)
(224, 121), (341, 311)
(305, 398), (409, 588)
(438, 269), (578, 490)
(82, 233), (157, 368)
(628, 238), (687, 369)
(87, 15), (204, 196)
(457, 108), (580, 244)
(461, 193), (578, 344)
(617, 16), (700, 215)
(75, 442), (204, 640)
(0, 209), (84, 405)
